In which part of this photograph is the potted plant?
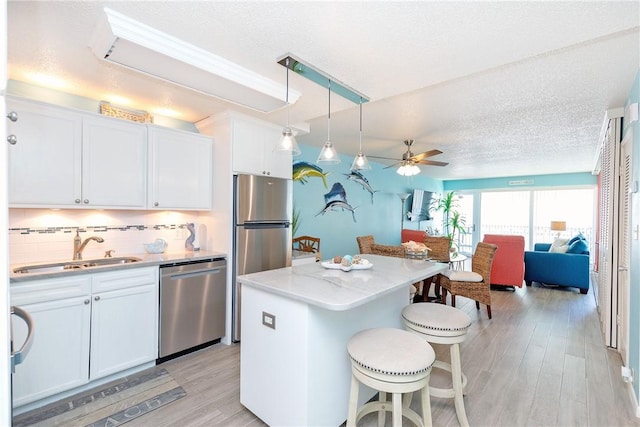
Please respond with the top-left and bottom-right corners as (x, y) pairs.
(430, 191), (467, 253)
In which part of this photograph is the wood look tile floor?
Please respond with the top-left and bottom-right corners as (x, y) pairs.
(127, 281), (639, 427)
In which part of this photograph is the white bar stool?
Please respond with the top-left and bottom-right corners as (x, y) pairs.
(401, 303), (472, 427)
(347, 328), (435, 427)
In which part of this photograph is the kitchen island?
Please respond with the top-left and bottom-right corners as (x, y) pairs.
(237, 254), (448, 426)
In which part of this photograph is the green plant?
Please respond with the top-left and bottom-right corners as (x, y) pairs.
(430, 191), (466, 250)
(292, 206), (301, 237)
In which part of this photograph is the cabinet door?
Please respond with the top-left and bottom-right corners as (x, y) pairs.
(7, 98), (82, 207)
(82, 116), (147, 208)
(232, 118), (292, 179)
(263, 125), (292, 179)
(232, 118), (265, 175)
(149, 127), (213, 210)
(11, 296), (91, 407)
(90, 282), (158, 380)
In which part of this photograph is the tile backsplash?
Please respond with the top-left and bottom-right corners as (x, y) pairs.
(9, 209), (207, 264)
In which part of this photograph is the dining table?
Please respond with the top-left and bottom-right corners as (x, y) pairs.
(237, 254), (448, 426)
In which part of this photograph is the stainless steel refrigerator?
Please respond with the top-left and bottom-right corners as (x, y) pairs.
(233, 174), (292, 342)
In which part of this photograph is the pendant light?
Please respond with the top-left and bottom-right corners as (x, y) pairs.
(274, 57), (301, 155)
(317, 80), (341, 164)
(350, 97), (371, 171)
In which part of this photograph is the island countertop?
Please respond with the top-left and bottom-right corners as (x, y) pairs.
(237, 254), (448, 311)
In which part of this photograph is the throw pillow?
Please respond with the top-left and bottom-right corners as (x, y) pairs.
(549, 237), (569, 253)
(568, 233), (586, 246)
(567, 238), (589, 254)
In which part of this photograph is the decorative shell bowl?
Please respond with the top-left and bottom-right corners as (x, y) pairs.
(144, 238), (167, 254)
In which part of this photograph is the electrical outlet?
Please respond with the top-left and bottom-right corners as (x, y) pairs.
(622, 366), (633, 383)
(262, 312), (276, 330)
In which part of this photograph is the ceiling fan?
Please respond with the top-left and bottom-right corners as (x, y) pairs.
(368, 139), (449, 169)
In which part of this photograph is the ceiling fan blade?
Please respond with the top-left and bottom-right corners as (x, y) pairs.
(367, 155), (402, 161)
(410, 149), (443, 162)
(417, 160), (449, 167)
(383, 161), (402, 169)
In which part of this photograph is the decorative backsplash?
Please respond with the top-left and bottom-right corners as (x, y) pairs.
(8, 209), (204, 265)
(9, 223), (188, 235)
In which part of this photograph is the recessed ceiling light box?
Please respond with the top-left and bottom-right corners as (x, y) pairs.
(90, 8), (300, 113)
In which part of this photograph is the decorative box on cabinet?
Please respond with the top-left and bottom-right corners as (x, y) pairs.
(7, 97), (147, 209)
(10, 267), (159, 409)
(148, 126), (213, 210)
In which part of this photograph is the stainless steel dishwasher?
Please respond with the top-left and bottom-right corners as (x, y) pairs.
(159, 258), (226, 359)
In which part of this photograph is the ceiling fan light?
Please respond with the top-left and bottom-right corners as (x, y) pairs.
(410, 164), (420, 176)
(350, 151), (371, 171)
(275, 127), (301, 155)
(317, 140), (340, 164)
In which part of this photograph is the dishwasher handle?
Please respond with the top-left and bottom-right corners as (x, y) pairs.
(11, 306), (35, 373)
(166, 267), (225, 281)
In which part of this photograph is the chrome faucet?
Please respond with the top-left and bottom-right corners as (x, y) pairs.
(73, 231), (105, 260)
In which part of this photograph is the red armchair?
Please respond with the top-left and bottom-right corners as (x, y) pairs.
(482, 234), (525, 288)
(401, 229), (427, 244)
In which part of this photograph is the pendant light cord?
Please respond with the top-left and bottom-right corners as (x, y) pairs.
(327, 80), (331, 141)
(285, 58), (290, 126)
(359, 97), (363, 151)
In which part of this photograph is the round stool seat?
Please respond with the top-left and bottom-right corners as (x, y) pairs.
(402, 303), (471, 339)
(348, 328), (435, 382)
(346, 328), (435, 427)
(401, 304), (472, 427)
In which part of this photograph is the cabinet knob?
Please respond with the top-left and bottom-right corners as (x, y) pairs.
(154, 202), (159, 207)
(83, 199), (89, 204)
(7, 135), (17, 145)
(84, 299), (90, 305)
(94, 296), (100, 301)
(6, 111), (18, 122)
(75, 199), (81, 204)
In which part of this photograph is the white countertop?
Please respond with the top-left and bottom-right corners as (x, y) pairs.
(237, 254), (448, 311)
(10, 250), (227, 283)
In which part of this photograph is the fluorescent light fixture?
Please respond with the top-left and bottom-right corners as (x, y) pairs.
(91, 8), (301, 113)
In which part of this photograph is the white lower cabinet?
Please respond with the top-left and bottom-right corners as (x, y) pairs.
(10, 267), (159, 408)
(11, 277), (91, 407)
(89, 268), (159, 380)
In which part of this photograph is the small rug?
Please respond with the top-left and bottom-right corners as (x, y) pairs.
(13, 367), (186, 427)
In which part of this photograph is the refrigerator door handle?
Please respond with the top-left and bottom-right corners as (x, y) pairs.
(242, 221), (290, 229)
(11, 306), (35, 373)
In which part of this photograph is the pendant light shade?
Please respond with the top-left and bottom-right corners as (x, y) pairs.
(274, 57), (301, 155)
(317, 80), (341, 164)
(350, 98), (371, 171)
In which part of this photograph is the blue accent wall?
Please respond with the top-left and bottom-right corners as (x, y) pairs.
(293, 145), (442, 259)
(626, 69), (640, 403)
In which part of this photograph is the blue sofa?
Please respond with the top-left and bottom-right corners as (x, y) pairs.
(524, 242), (590, 294)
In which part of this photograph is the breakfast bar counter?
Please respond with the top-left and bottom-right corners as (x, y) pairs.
(237, 255), (448, 426)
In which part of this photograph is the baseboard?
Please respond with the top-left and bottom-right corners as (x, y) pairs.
(624, 378), (640, 418)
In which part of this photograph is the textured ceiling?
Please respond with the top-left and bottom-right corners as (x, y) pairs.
(6, 1), (640, 180)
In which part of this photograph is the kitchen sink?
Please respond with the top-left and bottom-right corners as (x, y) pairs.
(13, 257), (142, 274)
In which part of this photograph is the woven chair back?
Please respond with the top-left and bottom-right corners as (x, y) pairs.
(472, 242), (498, 281)
(356, 235), (375, 254)
(370, 243), (406, 258)
(424, 236), (451, 262)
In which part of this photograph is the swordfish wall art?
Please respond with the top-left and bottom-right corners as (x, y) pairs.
(293, 160), (376, 224)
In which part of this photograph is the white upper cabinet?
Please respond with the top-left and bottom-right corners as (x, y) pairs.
(82, 115), (147, 208)
(7, 98), (146, 209)
(7, 98), (83, 206)
(231, 115), (292, 179)
(148, 126), (213, 210)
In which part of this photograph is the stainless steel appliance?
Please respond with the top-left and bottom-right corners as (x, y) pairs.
(233, 174), (292, 342)
(159, 258), (227, 358)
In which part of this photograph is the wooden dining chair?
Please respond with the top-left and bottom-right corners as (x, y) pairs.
(439, 242), (498, 319)
(292, 235), (320, 253)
